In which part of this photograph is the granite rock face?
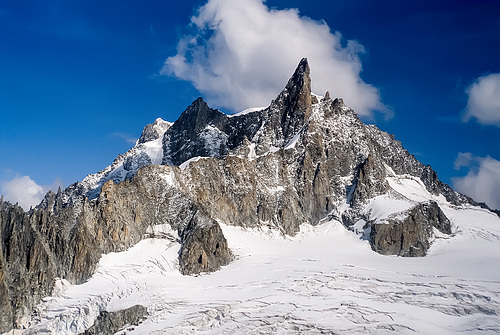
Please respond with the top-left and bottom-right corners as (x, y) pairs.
(0, 58), (486, 332)
(370, 201), (452, 257)
(81, 305), (148, 335)
(179, 210), (232, 275)
(0, 201), (60, 332)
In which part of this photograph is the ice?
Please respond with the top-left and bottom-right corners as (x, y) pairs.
(142, 138), (164, 165)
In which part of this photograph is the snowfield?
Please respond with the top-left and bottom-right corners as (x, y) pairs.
(16, 175), (500, 334)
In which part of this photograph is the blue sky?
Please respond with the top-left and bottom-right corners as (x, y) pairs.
(1, 0), (499, 210)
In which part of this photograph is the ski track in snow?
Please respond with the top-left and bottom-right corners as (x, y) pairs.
(16, 176), (500, 334)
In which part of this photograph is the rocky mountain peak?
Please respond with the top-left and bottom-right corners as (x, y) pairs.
(137, 117), (172, 144)
(2, 58), (497, 333)
(174, 97), (225, 132)
(161, 97), (229, 165)
(264, 57), (312, 145)
(286, 57), (310, 88)
(282, 57), (312, 112)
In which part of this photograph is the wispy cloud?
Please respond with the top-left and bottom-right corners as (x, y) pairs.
(0, 175), (64, 210)
(463, 73), (500, 127)
(111, 132), (138, 145)
(452, 153), (500, 210)
(162, 0), (386, 118)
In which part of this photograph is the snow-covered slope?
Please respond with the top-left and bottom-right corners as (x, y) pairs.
(18, 174), (500, 334)
(77, 118), (171, 200)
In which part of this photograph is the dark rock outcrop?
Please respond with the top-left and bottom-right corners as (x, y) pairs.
(82, 304), (148, 335)
(179, 211), (232, 275)
(0, 201), (59, 333)
(370, 201), (452, 257)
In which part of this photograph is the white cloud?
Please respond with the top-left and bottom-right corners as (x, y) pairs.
(452, 153), (500, 210)
(463, 73), (500, 127)
(162, 0), (386, 117)
(111, 132), (138, 144)
(1, 175), (64, 211)
(453, 152), (474, 170)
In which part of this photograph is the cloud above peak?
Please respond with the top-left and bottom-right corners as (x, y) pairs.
(452, 153), (500, 210)
(463, 73), (500, 127)
(162, 0), (386, 117)
(1, 175), (64, 211)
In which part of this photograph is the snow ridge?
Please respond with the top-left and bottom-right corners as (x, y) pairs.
(75, 119), (171, 200)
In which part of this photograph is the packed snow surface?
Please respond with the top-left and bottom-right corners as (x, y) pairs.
(18, 176), (500, 334)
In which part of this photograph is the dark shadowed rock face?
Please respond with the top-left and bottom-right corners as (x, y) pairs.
(82, 304), (148, 335)
(370, 201), (452, 257)
(0, 201), (60, 333)
(161, 58), (313, 166)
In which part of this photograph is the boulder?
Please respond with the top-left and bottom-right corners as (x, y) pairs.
(82, 305), (148, 335)
(370, 201), (451, 257)
(179, 211), (233, 275)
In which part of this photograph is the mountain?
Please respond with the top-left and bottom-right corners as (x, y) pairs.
(1, 59), (499, 334)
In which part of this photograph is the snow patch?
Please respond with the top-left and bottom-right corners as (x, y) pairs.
(51, 278), (72, 298)
(247, 142), (257, 161)
(200, 125), (228, 155)
(77, 124), (167, 200)
(179, 156), (204, 170)
(142, 138), (164, 165)
(387, 174), (448, 204)
(364, 194), (414, 222)
(146, 224), (178, 240)
(159, 171), (175, 186)
(285, 130), (302, 149)
(228, 106), (267, 118)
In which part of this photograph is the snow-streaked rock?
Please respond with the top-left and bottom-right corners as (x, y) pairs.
(58, 118), (172, 202)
